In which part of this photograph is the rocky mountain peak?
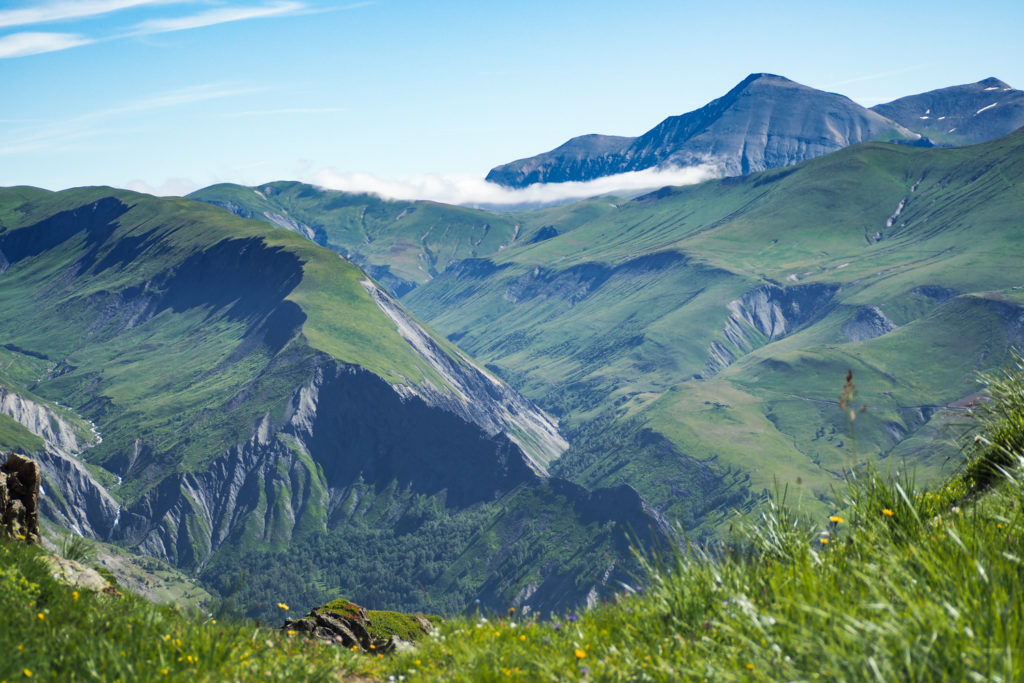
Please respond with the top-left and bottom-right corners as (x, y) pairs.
(487, 73), (913, 187)
(871, 76), (1023, 145)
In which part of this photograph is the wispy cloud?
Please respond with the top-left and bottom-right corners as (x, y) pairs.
(311, 165), (722, 207)
(0, 31), (92, 58)
(824, 64), (930, 89)
(98, 82), (267, 116)
(131, 1), (304, 34)
(0, 0), (178, 29)
(224, 106), (347, 118)
(0, 82), (263, 155)
(125, 177), (201, 197)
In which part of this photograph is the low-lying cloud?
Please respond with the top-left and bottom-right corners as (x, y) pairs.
(311, 164), (721, 207)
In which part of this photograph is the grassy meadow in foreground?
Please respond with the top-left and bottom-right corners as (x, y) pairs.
(3, 357), (1024, 681)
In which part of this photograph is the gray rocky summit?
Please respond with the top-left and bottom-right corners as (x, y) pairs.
(486, 73), (917, 187)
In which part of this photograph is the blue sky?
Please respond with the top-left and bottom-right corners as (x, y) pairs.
(2, 0), (1022, 202)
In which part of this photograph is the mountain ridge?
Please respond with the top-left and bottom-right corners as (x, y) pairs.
(871, 76), (1024, 146)
(485, 73), (918, 187)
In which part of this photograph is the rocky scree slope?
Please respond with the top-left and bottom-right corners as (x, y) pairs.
(0, 186), (658, 617)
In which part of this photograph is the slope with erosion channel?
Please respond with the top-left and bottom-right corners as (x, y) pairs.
(0, 186), (663, 619)
(400, 130), (1024, 533)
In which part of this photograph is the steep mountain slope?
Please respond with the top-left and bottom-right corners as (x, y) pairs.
(486, 73), (917, 187)
(405, 129), (1024, 529)
(0, 186), (661, 618)
(872, 77), (1024, 146)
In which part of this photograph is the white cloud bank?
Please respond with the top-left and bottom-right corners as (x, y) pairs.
(311, 164), (721, 207)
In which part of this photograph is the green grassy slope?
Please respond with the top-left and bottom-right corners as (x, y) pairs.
(0, 186), (437, 492)
(0, 186), (654, 619)
(399, 130), (1024, 532)
(188, 181), (619, 295)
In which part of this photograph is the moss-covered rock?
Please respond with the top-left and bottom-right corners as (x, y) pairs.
(283, 596), (441, 652)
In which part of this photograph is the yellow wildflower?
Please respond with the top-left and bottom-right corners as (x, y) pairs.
(23, 670), (32, 678)
(72, 591), (79, 601)
(36, 613), (44, 621)
(829, 515), (843, 524)
(882, 509), (894, 517)
(819, 538), (829, 544)
(277, 602), (289, 611)
(746, 663), (755, 670)
(575, 649), (587, 659)
(520, 634), (527, 641)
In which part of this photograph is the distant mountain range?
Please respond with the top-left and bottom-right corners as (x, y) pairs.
(486, 74), (1023, 188)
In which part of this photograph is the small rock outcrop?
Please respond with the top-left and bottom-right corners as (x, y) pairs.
(1, 452), (41, 543)
(842, 305), (898, 342)
(282, 598), (432, 653)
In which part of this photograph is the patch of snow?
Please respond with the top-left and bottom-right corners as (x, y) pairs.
(254, 189), (266, 199)
(976, 102), (998, 115)
(919, 115), (930, 120)
(938, 116), (945, 120)
(984, 86), (1000, 91)
(786, 274), (799, 282)
(925, 108), (931, 114)
(949, 128), (957, 133)
(836, 263), (850, 269)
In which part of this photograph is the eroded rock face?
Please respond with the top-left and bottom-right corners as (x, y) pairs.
(0, 386), (120, 539)
(707, 283), (840, 372)
(1, 452), (41, 543)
